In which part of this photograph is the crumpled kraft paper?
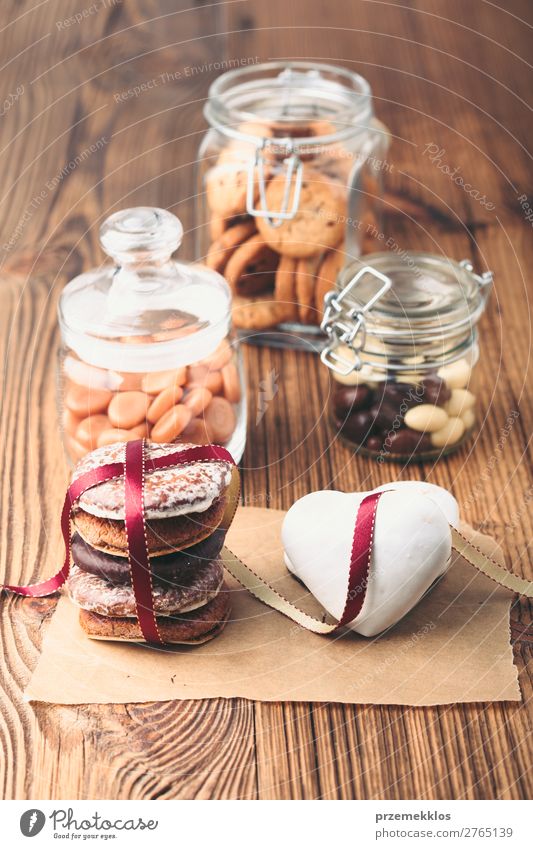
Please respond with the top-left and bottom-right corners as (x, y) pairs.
(25, 507), (520, 705)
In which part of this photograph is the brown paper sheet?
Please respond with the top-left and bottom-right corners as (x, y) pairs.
(25, 507), (520, 705)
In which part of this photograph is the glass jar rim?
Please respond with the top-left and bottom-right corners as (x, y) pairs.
(336, 251), (491, 340)
(58, 292), (231, 372)
(319, 251), (491, 375)
(358, 329), (479, 372)
(205, 60), (375, 146)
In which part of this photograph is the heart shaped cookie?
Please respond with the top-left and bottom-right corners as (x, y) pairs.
(281, 482), (459, 636)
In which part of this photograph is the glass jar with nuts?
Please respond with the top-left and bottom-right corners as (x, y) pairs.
(58, 207), (246, 465)
(321, 253), (493, 462)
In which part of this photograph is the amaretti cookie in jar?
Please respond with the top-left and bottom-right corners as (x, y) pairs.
(197, 61), (390, 341)
(320, 253), (493, 462)
(58, 207), (246, 465)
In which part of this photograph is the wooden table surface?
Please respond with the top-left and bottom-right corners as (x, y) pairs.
(1, 0), (532, 800)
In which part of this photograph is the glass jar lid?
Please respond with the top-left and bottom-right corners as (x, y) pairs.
(205, 61), (375, 145)
(321, 252), (493, 375)
(58, 207), (231, 372)
(204, 62), (389, 229)
(340, 253), (492, 335)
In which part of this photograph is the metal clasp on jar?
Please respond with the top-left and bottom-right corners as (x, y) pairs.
(246, 140), (303, 228)
(320, 266), (391, 376)
(459, 259), (494, 306)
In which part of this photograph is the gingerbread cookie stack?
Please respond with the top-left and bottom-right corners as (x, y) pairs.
(204, 120), (380, 331)
(67, 442), (234, 644)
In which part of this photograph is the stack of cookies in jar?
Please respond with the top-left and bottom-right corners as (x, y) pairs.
(204, 120), (379, 331)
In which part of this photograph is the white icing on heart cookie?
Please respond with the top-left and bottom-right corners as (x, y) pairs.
(282, 482), (458, 637)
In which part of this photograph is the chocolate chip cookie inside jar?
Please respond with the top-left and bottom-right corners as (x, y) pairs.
(58, 207), (246, 465)
(198, 61), (390, 344)
(321, 253), (493, 461)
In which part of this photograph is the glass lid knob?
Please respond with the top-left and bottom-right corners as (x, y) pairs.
(99, 207), (183, 264)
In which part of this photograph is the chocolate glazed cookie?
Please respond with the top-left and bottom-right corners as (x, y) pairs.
(71, 528), (227, 583)
(68, 559), (224, 617)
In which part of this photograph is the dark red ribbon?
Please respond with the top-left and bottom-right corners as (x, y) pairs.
(1, 442), (235, 644)
(124, 439), (161, 643)
(1, 439), (384, 639)
(336, 490), (383, 628)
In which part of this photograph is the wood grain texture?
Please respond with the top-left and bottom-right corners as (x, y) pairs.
(0, 0), (532, 800)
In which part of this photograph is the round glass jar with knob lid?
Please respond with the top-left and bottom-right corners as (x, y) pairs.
(320, 252), (493, 462)
(57, 207), (246, 465)
(197, 61), (390, 343)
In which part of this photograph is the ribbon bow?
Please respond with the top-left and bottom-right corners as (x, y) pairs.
(2, 441), (237, 644)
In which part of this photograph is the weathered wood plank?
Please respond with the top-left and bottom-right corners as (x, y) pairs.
(0, 0), (531, 801)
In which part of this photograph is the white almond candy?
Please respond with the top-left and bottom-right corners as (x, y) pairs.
(430, 416), (465, 448)
(461, 408), (476, 430)
(446, 388), (476, 417)
(333, 371), (360, 386)
(282, 485), (455, 637)
(437, 358), (471, 390)
(404, 404), (448, 433)
(399, 371), (424, 385)
(364, 338), (390, 358)
(401, 355), (426, 366)
(332, 346), (380, 386)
